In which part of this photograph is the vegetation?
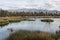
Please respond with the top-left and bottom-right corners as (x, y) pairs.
(0, 17), (27, 26)
(0, 17), (36, 26)
(7, 30), (56, 40)
(0, 9), (60, 40)
(7, 17), (26, 22)
(25, 19), (35, 21)
(0, 9), (60, 17)
(41, 19), (54, 22)
(55, 31), (60, 40)
(0, 19), (9, 26)
(0, 18), (9, 26)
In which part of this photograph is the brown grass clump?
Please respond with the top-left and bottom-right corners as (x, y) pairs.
(7, 30), (56, 40)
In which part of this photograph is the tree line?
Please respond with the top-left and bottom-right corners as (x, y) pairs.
(0, 9), (60, 17)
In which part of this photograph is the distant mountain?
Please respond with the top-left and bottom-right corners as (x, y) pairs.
(9, 8), (44, 12)
(8, 8), (60, 13)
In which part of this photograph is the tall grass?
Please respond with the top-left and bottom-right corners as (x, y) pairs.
(7, 30), (56, 40)
(0, 17), (27, 26)
(0, 18), (9, 26)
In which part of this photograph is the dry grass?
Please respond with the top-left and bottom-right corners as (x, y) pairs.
(7, 30), (56, 40)
(0, 17), (27, 26)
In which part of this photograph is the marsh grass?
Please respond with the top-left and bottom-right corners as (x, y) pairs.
(7, 30), (56, 40)
(0, 17), (27, 26)
(41, 19), (54, 22)
(0, 19), (9, 26)
(25, 19), (35, 21)
(55, 31), (60, 39)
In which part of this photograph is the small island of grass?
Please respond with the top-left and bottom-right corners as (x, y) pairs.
(41, 19), (54, 22)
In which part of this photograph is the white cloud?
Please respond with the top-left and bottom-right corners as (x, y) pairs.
(0, 0), (60, 10)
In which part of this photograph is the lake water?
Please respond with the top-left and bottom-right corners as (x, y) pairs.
(0, 18), (60, 40)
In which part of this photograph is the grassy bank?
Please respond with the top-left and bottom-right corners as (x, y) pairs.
(0, 17), (9, 26)
(7, 17), (26, 22)
(0, 17), (27, 26)
(7, 30), (57, 40)
(0, 19), (9, 26)
(24, 16), (60, 18)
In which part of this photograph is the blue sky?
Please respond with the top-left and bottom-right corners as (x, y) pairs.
(0, 0), (60, 10)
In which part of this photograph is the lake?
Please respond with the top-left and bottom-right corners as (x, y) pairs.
(0, 18), (60, 40)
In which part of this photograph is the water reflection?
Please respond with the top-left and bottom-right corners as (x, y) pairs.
(0, 18), (60, 40)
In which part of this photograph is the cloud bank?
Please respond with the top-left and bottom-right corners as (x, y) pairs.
(0, 0), (60, 10)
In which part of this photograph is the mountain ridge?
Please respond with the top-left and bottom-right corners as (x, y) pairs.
(8, 8), (60, 13)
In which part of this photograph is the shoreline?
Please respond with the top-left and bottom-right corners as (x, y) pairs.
(1, 16), (60, 18)
(0, 16), (60, 26)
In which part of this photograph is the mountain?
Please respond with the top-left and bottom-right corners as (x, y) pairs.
(9, 8), (44, 12)
(8, 8), (60, 13)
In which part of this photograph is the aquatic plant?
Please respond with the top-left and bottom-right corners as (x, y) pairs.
(41, 19), (54, 22)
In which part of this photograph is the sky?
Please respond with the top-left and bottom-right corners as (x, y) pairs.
(0, 0), (60, 10)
